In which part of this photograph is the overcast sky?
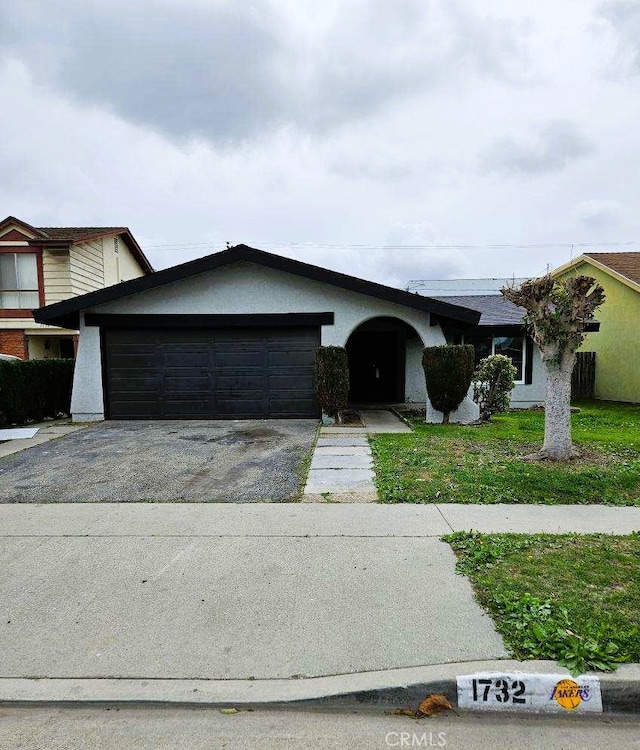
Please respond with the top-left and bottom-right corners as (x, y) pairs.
(2, 0), (640, 289)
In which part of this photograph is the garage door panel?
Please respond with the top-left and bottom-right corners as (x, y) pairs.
(162, 351), (210, 367)
(104, 327), (319, 419)
(162, 400), (211, 416)
(109, 376), (161, 393)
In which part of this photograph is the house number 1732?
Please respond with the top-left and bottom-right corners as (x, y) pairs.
(471, 678), (527, 704)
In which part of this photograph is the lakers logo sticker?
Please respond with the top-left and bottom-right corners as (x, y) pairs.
(550, 679), (592, 710)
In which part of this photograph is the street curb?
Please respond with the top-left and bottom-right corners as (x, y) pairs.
(1, 661), (639, 714)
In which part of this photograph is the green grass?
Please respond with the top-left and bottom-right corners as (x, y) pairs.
(370, 401), (640, 504)
(444, 531), (640, 673)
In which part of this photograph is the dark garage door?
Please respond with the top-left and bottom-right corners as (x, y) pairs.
(103, 328), (320, 419)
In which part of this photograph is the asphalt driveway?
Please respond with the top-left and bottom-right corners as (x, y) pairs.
(0, 420), (318, 503)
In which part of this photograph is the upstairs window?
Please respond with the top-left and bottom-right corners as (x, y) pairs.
(0, 253), (39, 309)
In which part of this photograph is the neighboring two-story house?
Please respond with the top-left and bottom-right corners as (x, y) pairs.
(0, 216), (153, 359)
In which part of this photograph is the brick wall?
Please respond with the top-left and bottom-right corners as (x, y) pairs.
(0, 330), (27, 359)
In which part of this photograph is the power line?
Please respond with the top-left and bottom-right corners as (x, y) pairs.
(142, 239), (640, 252)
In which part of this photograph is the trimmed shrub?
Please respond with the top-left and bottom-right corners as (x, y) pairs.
(315, 346), (350, 421)
(422, 345), (475, 424)
(472, 354), (517, 421)
(0, 359), (74, 427)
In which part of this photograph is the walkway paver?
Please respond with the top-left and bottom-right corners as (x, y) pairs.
(303, 410), (412, 503)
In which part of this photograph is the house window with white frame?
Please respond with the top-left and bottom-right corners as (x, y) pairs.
(464, 333), (526, 384)
(0, 253), (39, 309)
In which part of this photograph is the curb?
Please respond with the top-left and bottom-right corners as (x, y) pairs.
(2, 661), (639, 715)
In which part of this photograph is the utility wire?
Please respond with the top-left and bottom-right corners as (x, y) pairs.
(142, 240), (640, 252)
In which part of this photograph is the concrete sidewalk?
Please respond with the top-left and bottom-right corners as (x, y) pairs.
(0, 419), (85, 459)
(1, 502), (639, 709)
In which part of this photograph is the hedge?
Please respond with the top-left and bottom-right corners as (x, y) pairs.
(0, 359), (74, 427)
(315, 346), (350, 420)
(422, 344), (475, 424)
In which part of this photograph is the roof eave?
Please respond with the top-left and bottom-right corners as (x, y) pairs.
(33, 244), (481, 328)
(552, 254), (640, 294)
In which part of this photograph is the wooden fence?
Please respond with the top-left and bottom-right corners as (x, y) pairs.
(572, 351), (596, 399)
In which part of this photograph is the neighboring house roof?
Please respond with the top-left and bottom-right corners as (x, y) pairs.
(583, 252), (640, 287)
(552, 251), (640, 293)
(33, 244), (482, 330)
(431, 294), (526, 326)
(432, 293), (600, 332)
(36, 226), (127, 241)
(0, 216), (154, 275)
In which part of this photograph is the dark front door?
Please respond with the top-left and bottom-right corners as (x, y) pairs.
(103, 327), (320, 419)
(346, 331), (404, 403)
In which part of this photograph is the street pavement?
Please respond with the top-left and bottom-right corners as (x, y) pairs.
(1, 705), (639, 750)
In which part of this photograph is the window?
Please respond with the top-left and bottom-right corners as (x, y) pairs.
(493, 336), (524, 382)
(0, 253), (39, 309)
(464, 333), (526, 383)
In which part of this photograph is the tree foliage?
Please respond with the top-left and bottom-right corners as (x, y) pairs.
(501, 274), (605, 460)
(472, 354), (517, 421)
(315, 346), (350, 421)
(502, 275), (605, 367)
(422, 345), (475, 424)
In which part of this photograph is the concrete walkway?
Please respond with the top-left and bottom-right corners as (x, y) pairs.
(303, 410), (409, 503)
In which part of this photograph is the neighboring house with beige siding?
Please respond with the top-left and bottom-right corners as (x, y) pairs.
(0, 216), (153, 360)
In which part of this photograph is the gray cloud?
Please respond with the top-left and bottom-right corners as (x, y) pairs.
(0, 0), (532, 143)
(0, 1), (283, 142)
(574, 198), (623, 231)
(598, 1), (640, 73)
(481, 120), (595, 176)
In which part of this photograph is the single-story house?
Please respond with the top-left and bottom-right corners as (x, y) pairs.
(552, 252), (640, 403)
(33, 244), (489, 422)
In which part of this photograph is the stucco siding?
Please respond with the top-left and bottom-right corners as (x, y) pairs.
(93, 261), (439, 348)
(556, 264), (640, 403)
(70, 318), (104, 421)
(70, 239), (105, 296)
(72, 261), (446, 419)
(511, 344), (546, 407)
(406, 337), (427, 402)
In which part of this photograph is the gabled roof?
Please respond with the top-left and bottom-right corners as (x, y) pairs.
(583, 252), (640, 287)
(432, 294), (526, 326)
(552, 251), (640, 293)
(33, 244), (481, 330)
(36, 226), (127, 242)
(0, 216), (154, 275)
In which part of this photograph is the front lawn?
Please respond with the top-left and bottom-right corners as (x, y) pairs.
(444, 531), (640, 673)
(370, 401), (640, 504)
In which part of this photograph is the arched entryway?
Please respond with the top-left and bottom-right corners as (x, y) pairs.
(345, 317), (423, 404)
